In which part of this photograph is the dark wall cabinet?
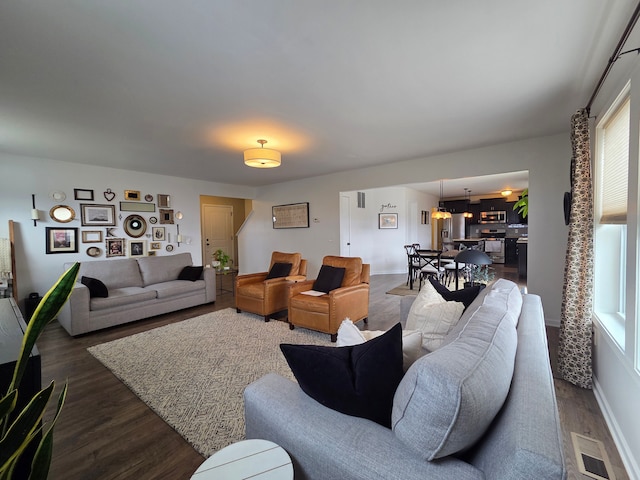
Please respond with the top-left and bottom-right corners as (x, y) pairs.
(517, 242), (528, 278)
(442, 200), (469, 214)
(507, 200), (527, 224)
(480, 198), (507, 211)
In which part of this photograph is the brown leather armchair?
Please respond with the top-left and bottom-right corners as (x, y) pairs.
(235, 251), (307, 322)
(288, 255), (370, 342)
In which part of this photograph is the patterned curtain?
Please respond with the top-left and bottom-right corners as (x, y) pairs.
(558, 109), (594, 389)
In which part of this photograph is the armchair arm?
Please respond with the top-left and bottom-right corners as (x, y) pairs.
(288, 279), (315, 297)
(236, 272), (268, 288)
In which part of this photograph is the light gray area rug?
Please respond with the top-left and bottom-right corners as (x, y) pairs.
(87, 308), (328, 457)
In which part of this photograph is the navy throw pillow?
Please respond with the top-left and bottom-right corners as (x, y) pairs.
(265, 262), (293, 279)
(81, 276), (108, 298)
(178, 266), (203, 281)
(313, 265), (346, 293)
(280, 323), (404, 427)
(428, 275), (482, 309)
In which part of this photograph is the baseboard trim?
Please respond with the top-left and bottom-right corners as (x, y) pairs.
(593, 376), (640, 480)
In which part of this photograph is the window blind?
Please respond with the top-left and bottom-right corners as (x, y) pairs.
(600, 97), (629, 224)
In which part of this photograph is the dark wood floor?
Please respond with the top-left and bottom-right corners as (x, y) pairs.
(38, 270), (628, 480)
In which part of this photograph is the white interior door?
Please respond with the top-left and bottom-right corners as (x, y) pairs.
(202, 204), (234, 266)
(340, 195), (351, 256)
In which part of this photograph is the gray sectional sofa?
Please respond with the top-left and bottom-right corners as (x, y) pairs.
(244, 279), (566, 479)
(58, 253), (215, 336)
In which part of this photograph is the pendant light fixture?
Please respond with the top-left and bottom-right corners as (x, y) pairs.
(463, 188), (473, 218)
(431, 180), (452, 219)
(244, 139), (281, 168)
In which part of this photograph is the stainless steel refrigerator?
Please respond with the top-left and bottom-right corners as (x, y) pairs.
(436, 213), (466, 250)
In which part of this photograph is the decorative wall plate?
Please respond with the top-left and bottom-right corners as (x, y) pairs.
(50, 191), (66, 202)
(86, 246), (102, 257)
(149, 216), (158, 224)
(49, 205), (75, 223)
(166, 244), (174, 252)
(123, 214), (147, 238)
(144, 194), (153, 202)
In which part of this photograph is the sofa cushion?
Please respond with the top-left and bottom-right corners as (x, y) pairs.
(313, 265), (346, 293)
(178, 265), (203, 282)
(392, 294), (518, 460)
(137, 253), (193, 286)
(280, 323), (404, 428)
(428, 276), (482, 309)
(265, 262), (292, 279)
(75, 258), (143, 289)
(149, 280), (205, 299)
(81, 276), (108, 298)
(405, 281), (464, 351)
(89, 287), (157, 311)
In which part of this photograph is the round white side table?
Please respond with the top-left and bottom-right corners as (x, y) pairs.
(191, 439), (293, 479)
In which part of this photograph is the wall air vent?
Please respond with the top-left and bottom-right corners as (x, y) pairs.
(357, 192), (365, 208)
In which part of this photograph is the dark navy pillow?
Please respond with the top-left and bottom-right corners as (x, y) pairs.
(178, 266), (203, 281)
(81, 276), (108, 298)
(280, 323), (404, 427)
(428, 275), (482, 309)
(265, 262), (293, 279)
(313, 265), (346, 293)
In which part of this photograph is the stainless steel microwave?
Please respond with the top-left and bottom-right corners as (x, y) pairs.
(479, 211), (506, 224)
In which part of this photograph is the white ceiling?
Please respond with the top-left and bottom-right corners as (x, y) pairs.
(1, 1), (637, 192)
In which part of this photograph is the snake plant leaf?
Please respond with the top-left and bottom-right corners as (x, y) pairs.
(8, 263), (79, 394)
(0, 390), (18, 431)
(0, 382), (55, 474)
(28, 383), (68, 480)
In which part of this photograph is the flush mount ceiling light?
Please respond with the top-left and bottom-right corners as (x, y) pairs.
(501, 189), (513, 196)
(244, 139), (281, 168)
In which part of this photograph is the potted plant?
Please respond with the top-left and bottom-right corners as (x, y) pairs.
(1, 262), (80, 479)
(513, 188), (528, 218)
(212, 249), (231, 270)
(461, 263), (495, 288)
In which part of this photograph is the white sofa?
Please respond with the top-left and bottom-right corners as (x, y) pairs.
(58, 253), (215, 336)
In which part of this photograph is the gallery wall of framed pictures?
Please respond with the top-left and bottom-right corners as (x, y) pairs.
(43, 188), (180, 259)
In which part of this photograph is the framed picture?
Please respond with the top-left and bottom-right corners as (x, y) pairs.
(421, 210), (430, 225)
(106, 238), (126, 258)
(159, 209), (174, 224)
(147, 250), (156, 256)
(272, 202), (310, 229)
(82, 230), (103, 243)
(74, 188), (94, 201)
(129, 239), (146, 257)
(46, 227), (78, 254)
(158, 194), (171, 208)
(152, 227), (166, 241)
(124, 190), (141, 201)
(150, 242), (161, 250)
(120, 201), (156, 212)
(379, 213), (398, 229)
(81, 204), (116, 226)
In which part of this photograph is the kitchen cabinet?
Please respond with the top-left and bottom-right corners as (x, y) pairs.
(442, 200), (469, 214)
(480, 198), (507, 211)
(505, 237), (518, 265)
(517, 241), (527, 278)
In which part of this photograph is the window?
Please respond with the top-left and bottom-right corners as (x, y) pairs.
(594, 95), (629, 349)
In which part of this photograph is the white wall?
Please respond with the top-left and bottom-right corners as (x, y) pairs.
(338, 187), (437, 275)
(240, 132), (571, 327)
(0, 154), (255, 303)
